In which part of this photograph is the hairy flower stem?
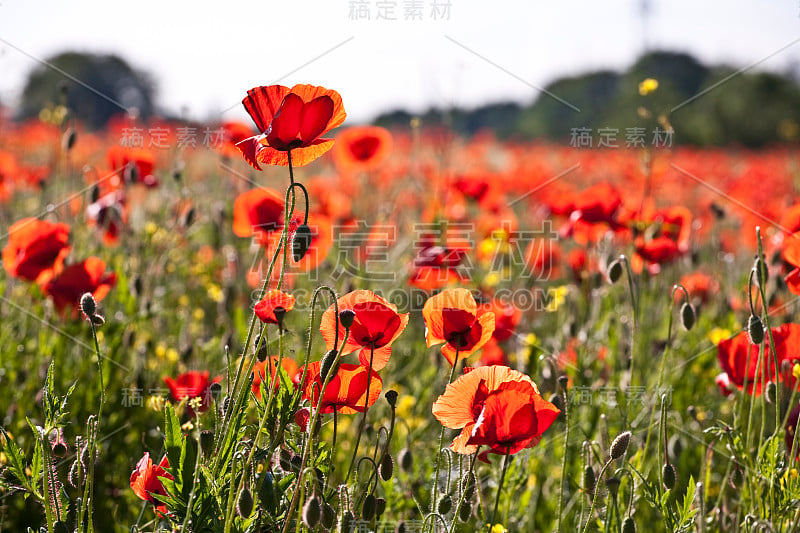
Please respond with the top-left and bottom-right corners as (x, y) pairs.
(620, 256), (639, 392)
(429, 347), (460, 532)
(488, 447), (512, 533)
(557, 383), (570, 531)
(449, 449), (479, 533)
(581, 458), (613, 533)
(344, 343), (377, 484)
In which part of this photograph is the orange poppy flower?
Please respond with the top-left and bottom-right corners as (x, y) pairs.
(237, 84), (346, 168)
(254, 289), (295, 324)
(423, 288), (495, 366)
(299, 361), (382, 415)
(717, 323), (800, 395)
(164, 370), (222, 414)
(130, 452), (173, 513)
(86, 190), (126, 245)
(432, 365), (559, 455)
(251, 356), (300, 399)
(783, 234), (800, 295)
(320, 290), (409, 371)
(333, 126), (392, 171)
(2, 218), (70, 283)
(42, 257), (116, 314)
(478, 297), (521, 343)
(232, 187), (285, 244)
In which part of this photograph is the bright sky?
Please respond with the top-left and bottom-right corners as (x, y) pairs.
(1, 0), (799, 124)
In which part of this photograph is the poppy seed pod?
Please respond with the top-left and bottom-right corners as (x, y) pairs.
(662, 462), (677, 489)
(80, 292), (97, 317)
(362, 493), (376, 521)
(199, 430), (215, 458)
(610, 431), (631, 460)
(236, 487), (254, 517)
(583, 465), (596, 494)
(302, 495), (321, 528)
(379, 453), (394, 481)
(258, 472), (276, 511)
(680, 302), (696, 331)
(292, 223), (313, 262)
(339, 308), (356, 329)
(747, 315), (764, 345)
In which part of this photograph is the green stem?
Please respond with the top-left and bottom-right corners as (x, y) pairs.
(488, 447), (512, 533)
(430, 346), (460, 530)
(344, 343), (377, 484)
(557, 383), (570, 530)
(582, 459), (613, 533)
(449, 449), (479, 533)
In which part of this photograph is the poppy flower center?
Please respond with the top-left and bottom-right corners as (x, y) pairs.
(349, 135), (381, 161)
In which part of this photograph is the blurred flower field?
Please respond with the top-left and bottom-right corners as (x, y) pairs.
(1, 81), (800, 532)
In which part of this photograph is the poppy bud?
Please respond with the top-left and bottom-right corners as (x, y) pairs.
(583, 465), (596, 495)
(362, 493), (376, 521)
(321, 503), (336, 529)
(124, 161), (139, 184)
(91, 314), (105, 326)
(376, 497), (386, 518)
(396, 521), (407, 533)
(548, 393), (563, 412)
(182, 207), (196, 229)
(680, 302), (696, 331)
(610, 431), (631, 460)
(294, 407), (310, 432)
(90, 184), (100, 203)
(605, 476), (620, 497)
(458, 501), (472, 522)
(80, 292), (97, 318)
(753, 255), (768, 285)
(437, 494), (453, 515)
(62, 128), (77, 151)
(291, 454), (302, 472)
(662, 462), (676, 489)
(558, 374), (569, 391)
(621, 517), (636, 533)
(236, 487), (254, 517)
(747, 315), (764, 345)
(54, 521), (68, 533)
(766, 381), (777, 404)
(210, 382), (222, 401)
(385, 389), (398, 408)
(52, 441), (67, 458)
(199, 430), (215, 458)
(292, 224), (313, 262)
(340, 510), (355, 531)
(730, 464), (744, 488)
(302, 495), (321, 527)
(607, 259), (624, 284)
(462, 471), (476, 500)
(398, 447), (413, 472)
(379, 453), (394, 481)
(279, 448), (292, 471)
(668, 435), (683, 459)
(320, 349), (338, 382)
(339, 309), (356, 329)
(258, 472), (276, 511)
(273, 307), (287, 330)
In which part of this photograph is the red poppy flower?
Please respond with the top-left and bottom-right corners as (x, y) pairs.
(130, 452), (173, 513)
(2, 218), (71, 283)
(333, 126), (392, 171)
(717, 323), (800, 395)
(320, 290), (409, 371)
(254, 289), (295, 324)
(232, 188), (285, 245)
(478, 298), (521, 343)
(251, 356), (299, 399)
(237, 84), (346, 168)
(423, 288), (496, 366)
(408, 238), (470, 290)
(299, 361), (382, 415)
(432, 365), (559, 455)
(107, 145), (158, 187)
(164, 370), (222, 414)
(42, 257), (116, 314)
(782, 235), (800, 295)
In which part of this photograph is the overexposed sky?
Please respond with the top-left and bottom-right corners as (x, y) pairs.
(0, 0), (799, 124)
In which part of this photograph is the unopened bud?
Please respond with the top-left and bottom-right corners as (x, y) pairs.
(662, 462), (676, 489)
(748, 315), (764, 345)
(754, 255), (768, 285)
(398, 448), (413, 472)
(379, 453), (394, 481)
(558, 374), (569, 391)
(339, 309), (356, 329)
(340, 510), (355, 531)
(320, 349), (338, 382)
(62, 128), (77, 151)
(610, 431), (631, 460)
(236, 487), (253, 517)
(321, 503), (336, 529)
(605, 476), (620, 497)
(462, 471), (476, 500)
(376, 497), (386, 518)
(583, 465), (596, 494)
(458, 500), (472, 522)
(199, 430), (215, 458)
(608, 259), (624, 284)
(292, 224), (313, 262)
(437, 494), (452, 515)
(362, 493), (376, 521)
(621, 517), (636, 533)
(766, 381), (777, 404)
(385, 389), (398, 408)
(302, 495), (321, 528)
(258, 472), (276, 511)
(680, 302), (696, 331)
(80, 292), (97, 317)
